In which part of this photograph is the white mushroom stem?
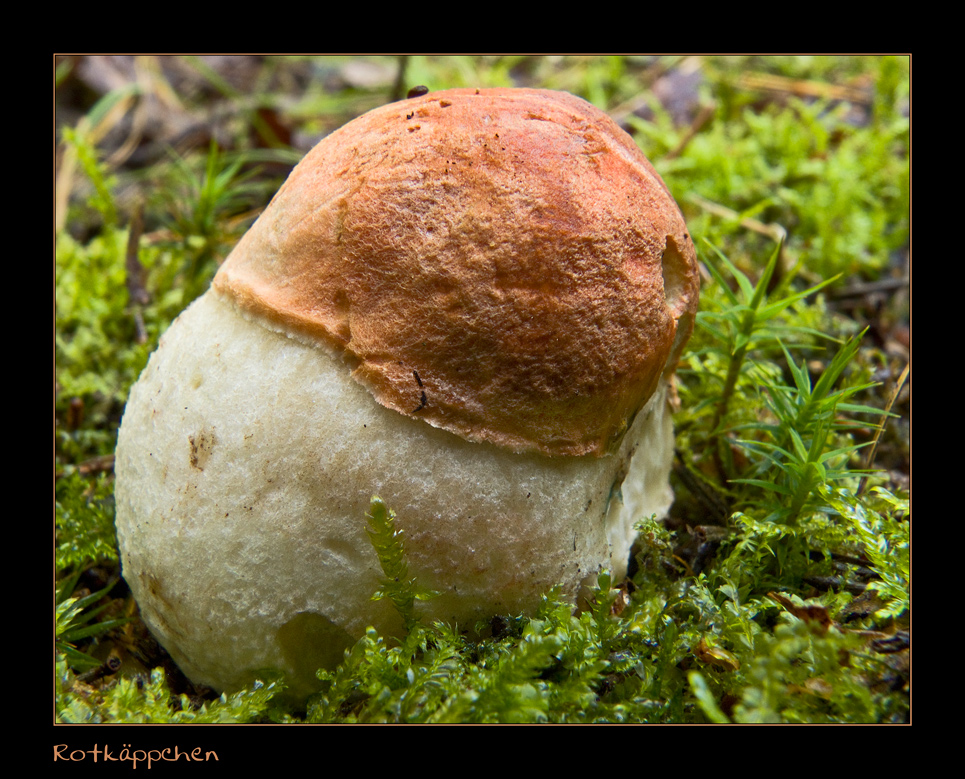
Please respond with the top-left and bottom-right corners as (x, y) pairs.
(115, 289), (676, 698)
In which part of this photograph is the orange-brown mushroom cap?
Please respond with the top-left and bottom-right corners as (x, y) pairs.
(213, 88), (699, 456)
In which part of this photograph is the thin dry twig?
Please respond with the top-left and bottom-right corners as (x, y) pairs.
(124, 201), (149, 343)
(736, 72), (872, 104)
(665, 103), (716, 160)
(688, 194), (787, 246)
(858, 362), (910, 495)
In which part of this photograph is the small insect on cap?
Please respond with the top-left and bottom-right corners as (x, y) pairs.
(213, 88), (699, 456)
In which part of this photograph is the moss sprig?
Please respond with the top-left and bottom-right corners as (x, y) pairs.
(731, 336), (884, 524)
(693, 241), (840, 479)
(365, 496), (439, 632)
(824, 486), (909, 620)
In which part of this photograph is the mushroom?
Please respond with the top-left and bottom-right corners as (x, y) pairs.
(114, 88), (699, 700)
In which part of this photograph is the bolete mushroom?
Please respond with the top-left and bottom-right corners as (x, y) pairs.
(114, 87), (699, 699)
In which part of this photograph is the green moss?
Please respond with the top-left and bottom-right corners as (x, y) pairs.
(56, 471), (118, 572)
